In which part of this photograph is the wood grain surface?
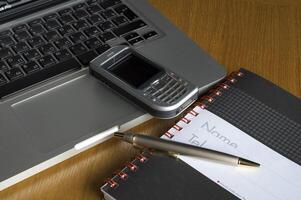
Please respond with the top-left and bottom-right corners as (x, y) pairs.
(1, 0), (301, 199)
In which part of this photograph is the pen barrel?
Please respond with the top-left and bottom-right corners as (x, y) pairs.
(133, 135), (239, 165)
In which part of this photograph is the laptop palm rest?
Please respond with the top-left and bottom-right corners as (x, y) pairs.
(11, 75), (143, 153)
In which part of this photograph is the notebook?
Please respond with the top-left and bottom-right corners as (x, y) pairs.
(101, 68), (301, 200)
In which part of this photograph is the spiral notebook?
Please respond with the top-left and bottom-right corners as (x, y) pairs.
(101, 68), (301, 200)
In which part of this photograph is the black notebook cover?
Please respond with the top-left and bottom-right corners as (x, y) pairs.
(102, 152), (238, 200)
(101, 68), (301, 200)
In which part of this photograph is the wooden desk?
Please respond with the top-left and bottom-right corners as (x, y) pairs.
(1, 0), (301, 199)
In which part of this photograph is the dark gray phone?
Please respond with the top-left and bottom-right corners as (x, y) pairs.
(89, 45), (198, 119)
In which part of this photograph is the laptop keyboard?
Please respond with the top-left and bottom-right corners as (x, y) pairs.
(0, 0), (160, 98)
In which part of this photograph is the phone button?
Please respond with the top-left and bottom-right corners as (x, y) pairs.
(143, 87), (155, 96)
(168, 87), (187, 103)
(151, 80), (165, 89)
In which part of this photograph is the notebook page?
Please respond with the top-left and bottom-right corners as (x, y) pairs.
(162, 107), (301, 200)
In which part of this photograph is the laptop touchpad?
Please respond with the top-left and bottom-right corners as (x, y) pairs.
(11, 75), (141, 153)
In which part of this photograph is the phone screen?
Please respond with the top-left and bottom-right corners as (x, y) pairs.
(108, 53), (162, 88)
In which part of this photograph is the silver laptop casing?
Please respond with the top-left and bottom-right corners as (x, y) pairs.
(0, 0), (226, 190)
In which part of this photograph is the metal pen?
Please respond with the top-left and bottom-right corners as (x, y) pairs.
(114, 132), (260, 167)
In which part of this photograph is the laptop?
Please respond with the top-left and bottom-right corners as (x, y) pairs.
(0, 0), (226, 191)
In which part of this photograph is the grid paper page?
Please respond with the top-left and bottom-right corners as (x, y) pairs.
(162, 107), (301, 200)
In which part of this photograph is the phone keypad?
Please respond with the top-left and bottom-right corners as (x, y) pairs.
(143, 74), (188, 104)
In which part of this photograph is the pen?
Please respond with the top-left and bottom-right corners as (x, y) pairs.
(114, 132), (260, 167)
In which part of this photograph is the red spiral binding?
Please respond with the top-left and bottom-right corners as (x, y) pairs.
(105, 178), (118, 188)
(104, 153), (150, 189)
(200, 96), (214, 103)
(116, 171), (129, 180)
(189, 109), (199, 116)
(136, 154), (148, 163)
(164, 131), (174, 138)
(208, 89), (222, 97)
(172, 124), (183, 131)
(180, 117), (191, 124)
(125, 162), (138, 172)
(163, 124), (184, 139)
(197, 70), (244, 109)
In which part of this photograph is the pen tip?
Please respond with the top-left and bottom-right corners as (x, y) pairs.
(114, 132), (134, 144)
(238, 158), (260, 167)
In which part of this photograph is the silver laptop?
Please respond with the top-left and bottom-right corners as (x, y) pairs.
(0, 0), (226, 191)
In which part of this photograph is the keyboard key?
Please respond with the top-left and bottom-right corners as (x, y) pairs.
(77, 50), (97, 65)
(54, 38), (72, 48)
(12, 24), (28, 32)
(59, 8), (72, 16)
(28, 18), (43, 26)
(99, 0), (121, 9)
(44, 13), (59, 21)
(11, 42), (30, 53)
(101, 9), (116, 19)
(28, 36), (45, 47)
(58, 25), (75, 35)
(123, 10), (138, 21)
(54, 49), (72, 61)
(6, 55), (25, 66)
(14, 30), (31, 41)
(99, 31), (116, 42)
(0, 36), (15, 46)
(113, 20), (147, 36)
(22, 61), (40, 74)
(73, 3), (86, 10)
(23, 49), (41, 60)
(114, 4), (138, 21)
(83, 26), (100, 37)
(87, 0), (97, 5)
(44, 19), (61, 30)
(69, 43), (87, 55)
(143, 31), (158, 40)
(0, 30), (12, 38)
(0, 58), (81, 98)
(0, 61), (9, 71)
(29, 24), (46, 35)
(128, 36), (144, 45)
(124, 32), (139, 41)
(99, 21), (114, 31)
(95, 44), (110, 54)
(69, 32), (86, 43)
(0, 48), (13, 59)
(88, 14), (103, 24)
(59, 15), (75, 24)
(44, 30), (61, 41)
(73, 9), (89, 19)
(112, 16), (127, 26)
(5, 67), (24, 81)
(84, 37), (101, 49)
(39, 43), (56, 54)
(86, 4), (102, 14)
(0, 74), (7, 85)
(73, 20), (89, 30)
(38, 55), (56, 67)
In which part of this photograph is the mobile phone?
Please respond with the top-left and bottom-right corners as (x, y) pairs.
(89, 45), (199, 119)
